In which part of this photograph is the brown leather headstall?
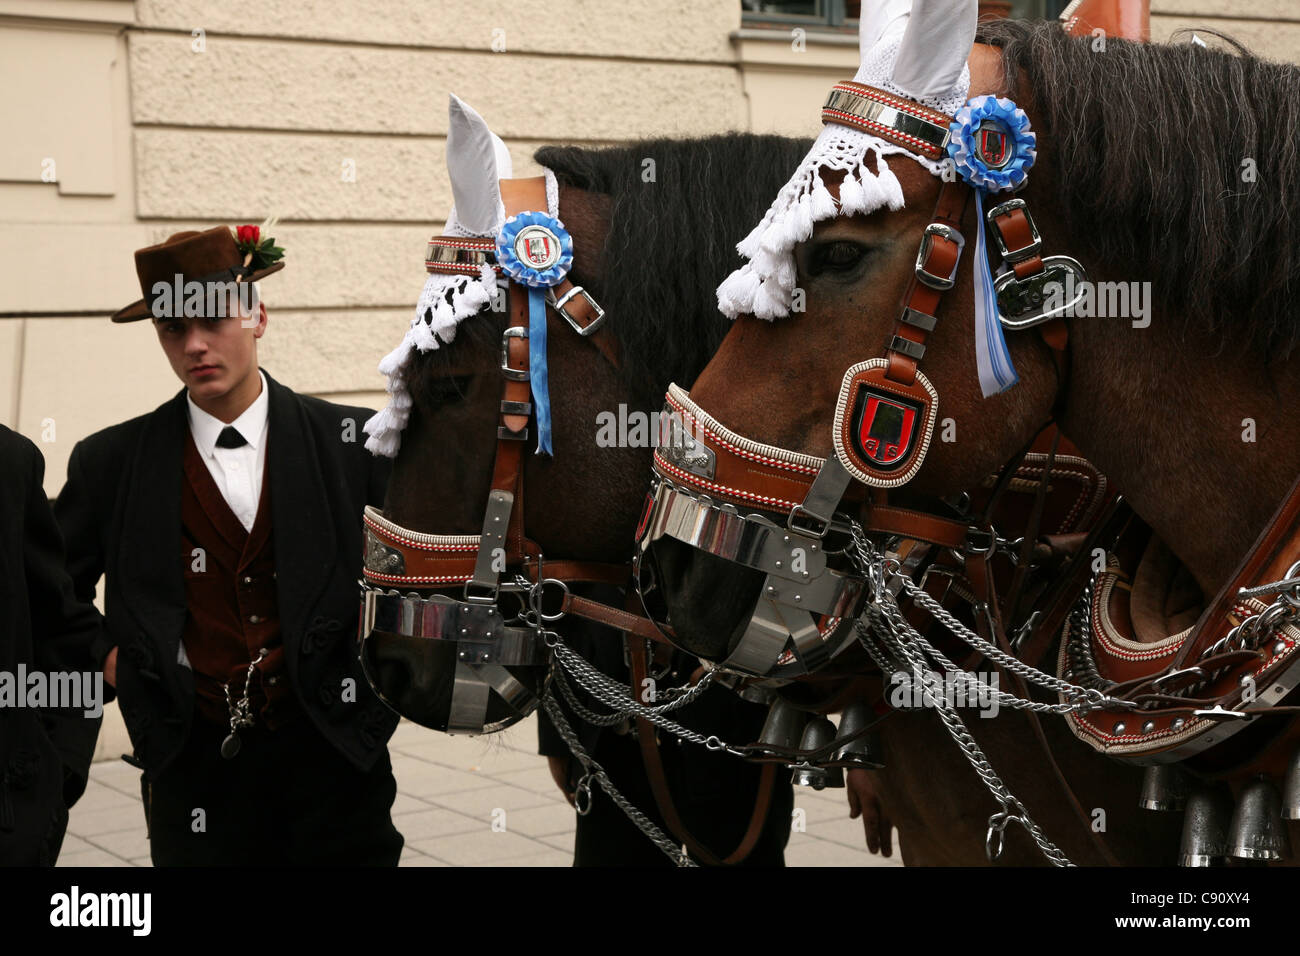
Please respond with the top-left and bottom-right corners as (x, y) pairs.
(359, 175), (667, 734)
(634, 81), (1084, 688)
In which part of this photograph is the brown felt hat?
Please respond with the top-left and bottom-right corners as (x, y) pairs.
(112, 225), (285, 322)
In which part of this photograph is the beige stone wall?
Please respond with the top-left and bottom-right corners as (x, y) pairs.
(1, 0), (747, 496)
(1151, 0), (1300, 61)
(2, 0), (1298, 497)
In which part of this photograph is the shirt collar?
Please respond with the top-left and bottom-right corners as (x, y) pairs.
(187, 370), (270, 456)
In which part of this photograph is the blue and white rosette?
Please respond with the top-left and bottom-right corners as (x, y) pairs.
(496, 210), (574, 456)
(947, 95), (1037, 398)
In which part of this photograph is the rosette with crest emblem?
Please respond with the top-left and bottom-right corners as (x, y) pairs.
(496, 211), (574, 455)
(946, 95), (1038, 398)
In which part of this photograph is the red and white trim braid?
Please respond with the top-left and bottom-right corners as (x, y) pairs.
(364, 507), (479, 552)
(364, 569), (473, 585)
(821, 83), (951, 160)
(666, 384), (823, 476)
(830, 82), (954, 126)
(653, 453), (803, 512)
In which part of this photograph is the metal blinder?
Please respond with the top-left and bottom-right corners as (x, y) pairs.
(1139, 762), (1194, 812)
(1178, 785), (1233, 867)
(1227, 776), (1292, 862)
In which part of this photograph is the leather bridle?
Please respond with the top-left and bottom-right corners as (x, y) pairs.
(359, 175), (661, 734)
(634, 80), (1079, 686)
(636, 75), (1300, 784)
(358, 174), (790, 864)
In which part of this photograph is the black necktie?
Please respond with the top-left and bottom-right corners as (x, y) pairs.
(216, 426), (247, 449)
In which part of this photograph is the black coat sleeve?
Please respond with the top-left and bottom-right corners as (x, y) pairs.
(23, 444), (105, 807)
(52, 441), (115, 671)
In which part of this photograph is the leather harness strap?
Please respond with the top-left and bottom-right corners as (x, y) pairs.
(627, 639), (776, 866)
(1174, 473), (1300, 672)
(560, 592), (672, 645)
(885, 180), (971, 386)
(497, 179), (783, 854)
(498, 177), (620, 368)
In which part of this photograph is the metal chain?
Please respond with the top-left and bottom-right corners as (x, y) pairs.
(551, 662), (631, 727)
(849, 526), (1129, 712)
(856, 609), (1074, 866)
(540, 692), (694, 866)
(872, 589), (1100, 716)
(847, 523), (1074, 865)
(553, 640), (717, 716)
(550, 640), (744, 756)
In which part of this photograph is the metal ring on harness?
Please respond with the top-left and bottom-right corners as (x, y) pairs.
(574, 774), (594, 816)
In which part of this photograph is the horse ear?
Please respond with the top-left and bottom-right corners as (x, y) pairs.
(858, 0), (913, 57)
(446, 94), (513, 235)
(891, 0), (978, 102)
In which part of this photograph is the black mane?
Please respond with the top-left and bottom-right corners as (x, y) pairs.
(536, 134), (812, 388)
(979, 19), (1300, 355)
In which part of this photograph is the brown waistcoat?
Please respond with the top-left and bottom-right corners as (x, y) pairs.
(180, 431), (295, 729)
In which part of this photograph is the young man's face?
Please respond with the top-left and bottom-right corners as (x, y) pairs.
(153, 294), (267, 402)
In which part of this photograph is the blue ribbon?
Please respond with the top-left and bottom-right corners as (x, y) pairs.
(527, 287), (553, 455)
(496, 211), (573, 457)
(946, 96), (1036, 398)
(973, 189), (1018, 397)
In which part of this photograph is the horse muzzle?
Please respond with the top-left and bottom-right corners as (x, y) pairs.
(358, 506), (550, 734)
(634, 384), (868, 681)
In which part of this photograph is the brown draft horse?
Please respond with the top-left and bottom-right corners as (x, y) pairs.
(647, 21), (1300, 864)
(371, 135), (813, 831)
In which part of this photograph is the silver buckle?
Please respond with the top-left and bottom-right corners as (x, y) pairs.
(994, 256), (1088, 331)
(986, 198), (1042, 265)
(547, 285), (606, 337)
(499, 327), (529, 381)
(914, 223), (964, 290)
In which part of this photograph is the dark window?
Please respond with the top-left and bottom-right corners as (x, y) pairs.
(741, 0), (1073, 30)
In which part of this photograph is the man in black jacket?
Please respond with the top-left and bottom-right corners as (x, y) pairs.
(0, 427), (104, 866)
(55, 225), (400, 865)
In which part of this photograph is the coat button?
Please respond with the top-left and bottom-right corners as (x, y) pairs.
(267, 676), (280, 686)
(242, 576), (253, 585)
(249, 614), (262, 624)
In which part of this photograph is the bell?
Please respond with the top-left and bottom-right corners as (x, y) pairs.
(1178, 785), (1232, 867)
(790, 717), (845, 790)
(1281, 749), (1300, 821)
(1228, 776), (1291, 862)
(757, 697), (808, 755)
(832, 699), (885, 769)
(1139, 762), (1193, 811)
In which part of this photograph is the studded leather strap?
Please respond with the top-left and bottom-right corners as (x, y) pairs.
(885, 180), (972, 386)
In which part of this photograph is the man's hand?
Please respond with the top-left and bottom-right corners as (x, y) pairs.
(547, 755), (575, 807)
(846, 768), (893, 857)
(103, 646), (118, 689)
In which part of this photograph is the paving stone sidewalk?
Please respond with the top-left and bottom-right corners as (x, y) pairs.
(59, 712), (900, 867)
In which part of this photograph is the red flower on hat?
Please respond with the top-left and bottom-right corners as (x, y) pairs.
(231, 221), (284, 271)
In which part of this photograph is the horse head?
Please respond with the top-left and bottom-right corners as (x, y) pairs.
(358, 92), (810, 733)
(640, 0), (1071, 666)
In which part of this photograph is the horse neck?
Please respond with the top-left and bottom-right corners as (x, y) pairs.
(1059, 304), (1300, 600)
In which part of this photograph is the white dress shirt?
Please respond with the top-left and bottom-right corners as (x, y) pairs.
(186, 371), (270, 532)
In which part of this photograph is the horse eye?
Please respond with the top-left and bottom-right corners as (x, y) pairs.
(810, 240), (869, 274)
(424, 375), (473, 407)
